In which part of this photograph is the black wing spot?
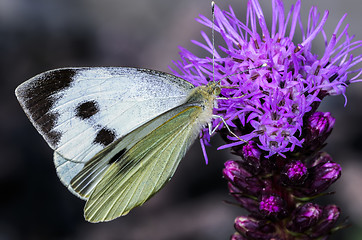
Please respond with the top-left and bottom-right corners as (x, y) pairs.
(94, 128), (116, 146)
(23, 69), (76, 111)
(75, 100), (99, 119)
(17, 69), (77, 147)
(108, 148), (126, 164)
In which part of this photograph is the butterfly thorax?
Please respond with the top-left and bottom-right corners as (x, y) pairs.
(182, 81), (220, 128)
(185, 81), (220, 106)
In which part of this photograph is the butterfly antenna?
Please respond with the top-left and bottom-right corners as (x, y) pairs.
(211, 1), (215, 82)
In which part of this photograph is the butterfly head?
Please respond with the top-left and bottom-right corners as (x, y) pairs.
(206, 81), (221, 97)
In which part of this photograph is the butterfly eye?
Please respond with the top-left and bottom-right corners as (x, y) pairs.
(214, 86), (221, 95)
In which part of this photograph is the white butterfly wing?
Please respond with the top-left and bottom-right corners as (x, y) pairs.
(15, 67), (195, 197)
(53, 152), (88, 199)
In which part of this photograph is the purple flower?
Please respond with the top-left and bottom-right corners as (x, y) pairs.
(169, 0), (362, 239)
(171, 0), (362, 158)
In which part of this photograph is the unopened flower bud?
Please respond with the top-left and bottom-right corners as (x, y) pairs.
(311, 205), (341, 238)
(259, 194), (287, 218)
(234, 216), (276, 240)
(281, 160), (308, 185)
(294, 153), (341, 197)
(310, 152), (333, 167)
(241, 141), (261, 170)
(287, 203), (323, 232)
(305, 112), (335, 147)
(223, 160), (242, 182)
(223, 161), (263, 196)
(228, 183), (260, 213)
(230, 232), (247, 240)
(308, 160), (341, 195)
(223, 160), (249, 182)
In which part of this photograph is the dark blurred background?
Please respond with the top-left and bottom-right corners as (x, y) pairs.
(2, 0), (362, 239)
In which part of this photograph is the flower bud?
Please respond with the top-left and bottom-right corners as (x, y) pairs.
(308, 160), (341, 195)
(311, 205), (341, 238)
(228, 183), (260, 213)
(304, 112), (335, 149)
(230, 232), (247, 240)
(223, 160), (263, 196)
(259, 194), (287, 218)
(287, 203), (323, 232)
(234, 216), (276, 240)
(223, 160), (247, 182)
(241, 141), (262, 170)
(309, 152), (333, 167)
(294, 153), (341, 197)
(281, 160), (308, 186)
(229, 140), (262, 173)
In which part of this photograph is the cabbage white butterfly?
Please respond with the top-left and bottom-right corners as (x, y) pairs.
(15, 67), (220, 222)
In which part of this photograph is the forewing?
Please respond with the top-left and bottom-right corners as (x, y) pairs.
(15, 67), (194, 162)
(15, 67), (194, 197)
(81, 105), (205, 222)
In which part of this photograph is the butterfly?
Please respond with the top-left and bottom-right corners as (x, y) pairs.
(15, 67), (221, 222)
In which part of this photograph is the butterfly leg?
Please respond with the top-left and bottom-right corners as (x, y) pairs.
(211, 115), (247, 143)
(208, 120), (222, 136)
